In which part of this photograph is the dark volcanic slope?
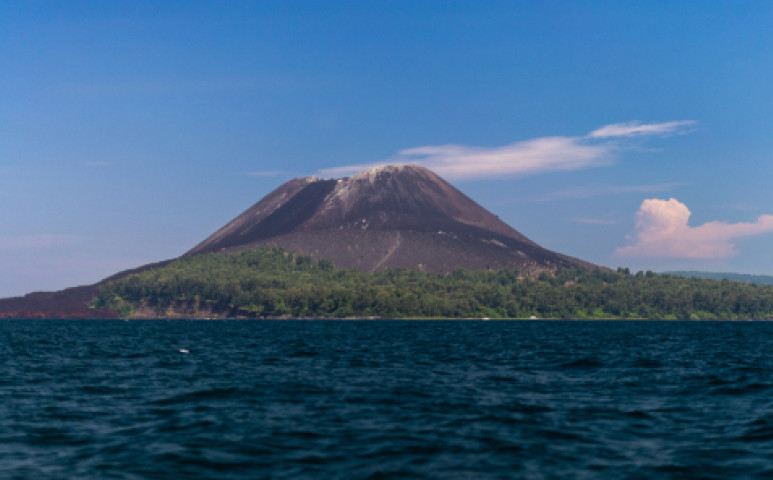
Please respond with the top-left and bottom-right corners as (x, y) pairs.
(187, 178), (339, 254)
(188, 165), (594, 273)
(0, 285), (105, 319)
(0, 260), (173, 318)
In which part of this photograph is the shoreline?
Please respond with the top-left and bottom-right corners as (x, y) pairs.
(2, 316), (769, 322)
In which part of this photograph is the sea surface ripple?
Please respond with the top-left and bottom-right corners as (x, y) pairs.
(2, 319), (773, 479)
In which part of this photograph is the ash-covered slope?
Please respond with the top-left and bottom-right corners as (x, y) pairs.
(187, 165), (594, 273)
(0, 260), (172, 318)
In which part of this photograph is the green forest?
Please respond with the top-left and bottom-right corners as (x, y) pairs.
(666, 271), (773, 286)
(92, 247), (773, 320)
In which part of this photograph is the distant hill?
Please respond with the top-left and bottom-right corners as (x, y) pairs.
(664, 271), (773, 286)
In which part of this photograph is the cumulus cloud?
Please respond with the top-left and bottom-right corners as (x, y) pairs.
(319, 120), (695, 180)
(614, 198), (773, 258)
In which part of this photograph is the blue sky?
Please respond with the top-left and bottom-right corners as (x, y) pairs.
(2, 1), (773, 297)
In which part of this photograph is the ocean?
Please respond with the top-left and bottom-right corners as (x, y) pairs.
(1, 319), (772, 479)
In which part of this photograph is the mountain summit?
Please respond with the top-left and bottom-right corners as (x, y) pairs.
(188, 164), (593, 273)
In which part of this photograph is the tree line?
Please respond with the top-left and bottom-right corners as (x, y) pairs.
(91, 247), (773, 319)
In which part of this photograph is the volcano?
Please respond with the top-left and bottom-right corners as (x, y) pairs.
(187, 165), (594, 272)
(0, 164), (597, 317)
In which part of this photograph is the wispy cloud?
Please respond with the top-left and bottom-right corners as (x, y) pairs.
(0, 234), (84, 250)
(588, 120), (696, 138)
(320, 120), (695, 180)
(536, 182), (685, 202)
(614, 198), (773, 258)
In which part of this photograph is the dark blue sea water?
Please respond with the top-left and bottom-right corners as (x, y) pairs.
(2, 320), (773, 479)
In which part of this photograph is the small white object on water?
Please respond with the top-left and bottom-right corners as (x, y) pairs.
(179, 348), (190, 354)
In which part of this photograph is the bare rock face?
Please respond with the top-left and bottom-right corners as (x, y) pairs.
(187, 165), (594, 273)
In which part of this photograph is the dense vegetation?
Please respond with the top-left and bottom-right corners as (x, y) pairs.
(665, 271), (773, 286)
(92, 248), (773, 319)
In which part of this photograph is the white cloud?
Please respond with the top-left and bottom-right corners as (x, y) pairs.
(320, 120), (695, 180)
(614, 198), (773, 258)
(588, 120), (696, 138)
(398, 137), (610, 179)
